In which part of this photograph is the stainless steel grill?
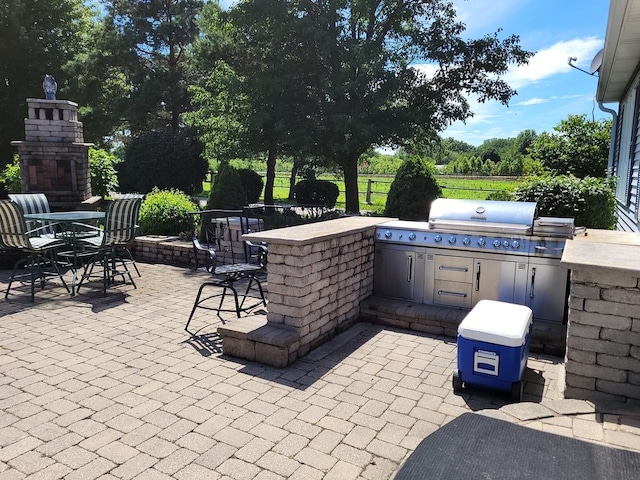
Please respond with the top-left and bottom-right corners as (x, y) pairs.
(373, 199), (580, 324)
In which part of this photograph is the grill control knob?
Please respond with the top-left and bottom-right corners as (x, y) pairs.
(463, 237), (471, 246)
(434, 234), (442, 243)
(512, 240), (520, 249)
(448, 236), (456, 244)
(477, 238), (486, 246)
(384, 230), (392, 239)
(502, 240), (510, 248)
(408, 232), (416, 241)
(493, 239), (501, 248)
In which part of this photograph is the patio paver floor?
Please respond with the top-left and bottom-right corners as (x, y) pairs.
(0, 262), (638, 479)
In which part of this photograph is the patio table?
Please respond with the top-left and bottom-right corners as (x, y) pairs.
(24, 211), (106, 295)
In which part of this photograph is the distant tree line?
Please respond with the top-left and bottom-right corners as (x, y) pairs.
(398, 114), (611, 179)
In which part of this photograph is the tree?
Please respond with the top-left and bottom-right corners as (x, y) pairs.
(101, 0), (203, 134)
(0, 0), (95, 169)
(294, 0), (532, 212)
(528, 114), (611, 178)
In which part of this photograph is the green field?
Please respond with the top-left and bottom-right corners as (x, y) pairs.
(202, 173), (522, 212)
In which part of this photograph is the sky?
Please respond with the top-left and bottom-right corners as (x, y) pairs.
(218, 0), (611, 146)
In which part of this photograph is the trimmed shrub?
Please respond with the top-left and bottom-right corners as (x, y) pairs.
(207, 162), (247, 209)
(384, 156), (442, 220)
(513, 175), (616, 229)
(118, 130), (208, 195)
(0, 155), (21, 194)
(89, 147), (119, 197)
(138, 188), (198, 236)
(293, 180), (339, 208)
(238, 169), (263, 204)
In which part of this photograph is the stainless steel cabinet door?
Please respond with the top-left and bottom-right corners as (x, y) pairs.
(471, 258), (518, 305)
(526, 259), (568, 323)
(374, 244), (425, 302)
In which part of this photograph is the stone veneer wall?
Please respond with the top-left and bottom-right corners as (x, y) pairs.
(244, 217), (385, 361)
(266, 229), (375, 358)
(564, 268), (640, 403)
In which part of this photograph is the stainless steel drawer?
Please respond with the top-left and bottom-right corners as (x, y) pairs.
(434, 280), (473, 308)
(434, 256), (474, 283)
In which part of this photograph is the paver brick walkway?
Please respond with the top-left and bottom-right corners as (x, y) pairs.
(1, 263), (639, 479)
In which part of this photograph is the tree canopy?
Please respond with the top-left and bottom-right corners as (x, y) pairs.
(528, 114), (611, 178)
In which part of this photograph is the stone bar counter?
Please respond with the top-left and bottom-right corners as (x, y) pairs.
(219, 216), (389, 367)
(561, 230), (640, 404)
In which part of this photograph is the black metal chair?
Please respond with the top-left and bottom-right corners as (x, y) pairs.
(186, 209), (267, 332)
(77, 197), (142, 293)
(0, 200), (69, 300)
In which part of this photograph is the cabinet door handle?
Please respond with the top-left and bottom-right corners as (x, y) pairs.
(438, 265), (468, 272)
(475, 262), (481, 291)
(529, 267), (536, 298)
(437, 290), (467, 298)
(407, 255), (413, 282)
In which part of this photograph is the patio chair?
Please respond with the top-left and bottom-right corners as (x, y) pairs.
(8, 193), (55, 237)
(77, 197), (142, 293)
(186, 209), (267, 332)
(107, 193), (144, 276)
(0, 200), (69, 301)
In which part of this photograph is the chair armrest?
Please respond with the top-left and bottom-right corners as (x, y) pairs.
(244, 240), (268, 269)
(192, 236), (218, 272)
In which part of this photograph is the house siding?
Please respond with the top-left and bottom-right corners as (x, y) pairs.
(614, 74), (640, 231)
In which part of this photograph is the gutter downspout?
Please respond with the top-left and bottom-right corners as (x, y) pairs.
(598, 101), (618, 173)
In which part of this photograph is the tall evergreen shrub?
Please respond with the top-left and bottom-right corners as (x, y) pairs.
(384, 157), (442, 220)
(207, 162), (247, 209)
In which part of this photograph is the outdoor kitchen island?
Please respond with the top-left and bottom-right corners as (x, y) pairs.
(364, 199), (576, 357)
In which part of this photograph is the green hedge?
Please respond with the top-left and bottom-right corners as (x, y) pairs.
(513, 175), (616, 229)
(293, 180), (339, 208)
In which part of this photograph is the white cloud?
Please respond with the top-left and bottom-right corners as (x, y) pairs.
(516, 97), (548, 106)
(412, 63), (439, 79)
(452, 0), (522, 37)
(504, 37), (603, 89)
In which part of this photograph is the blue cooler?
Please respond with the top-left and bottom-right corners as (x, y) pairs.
(453, 300), (533, 401)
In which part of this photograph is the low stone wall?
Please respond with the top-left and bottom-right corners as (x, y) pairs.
(132, 235), (193, 268)
(562, 233), (640, 404)
(243, 217), (386, 363)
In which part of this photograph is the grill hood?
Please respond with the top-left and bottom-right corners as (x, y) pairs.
(428, 199), (538, 235)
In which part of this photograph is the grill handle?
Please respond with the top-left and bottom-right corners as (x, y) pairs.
(475, 262), (481, 291)
(530, 267), (536, 298)
(407, 255), (413, 282)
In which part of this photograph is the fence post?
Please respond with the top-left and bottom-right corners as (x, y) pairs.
(365, 179), (373, 205)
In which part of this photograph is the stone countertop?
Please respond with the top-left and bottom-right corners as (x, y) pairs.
(561, 228), (640, 275)
(243, 216), (395, 246)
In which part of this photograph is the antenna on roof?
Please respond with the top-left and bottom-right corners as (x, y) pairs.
(567, 49), (603, 76)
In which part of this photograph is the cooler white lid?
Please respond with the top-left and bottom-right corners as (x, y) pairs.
(458, 300), (533, 347)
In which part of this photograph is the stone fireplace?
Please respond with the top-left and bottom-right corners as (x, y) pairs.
(11, 98), (95, 209)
